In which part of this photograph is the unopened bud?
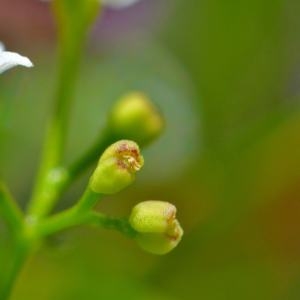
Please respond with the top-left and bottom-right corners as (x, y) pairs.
(89, 140), (144, 194)
(129, 201), (183, 255)
(109, 92), (164, 146)
(129, 201), (177, 233)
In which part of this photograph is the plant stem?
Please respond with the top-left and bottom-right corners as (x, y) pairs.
(0, 228), (32, 300)
(33, 188), (99, 236)
(37, 208), (94, 237)
(2, 2), (103, 298)
(75, 188), (102, 213)
(24, 0), (101, 219)
(26, 32), (84, 220)
(89, 212), (137, 238)
(0, 183), (23, 235)
(68, 127), (115, 182)
(37, 209), (136, 239)
(36, 127), (117, 202)
(33, 187), (136, 238)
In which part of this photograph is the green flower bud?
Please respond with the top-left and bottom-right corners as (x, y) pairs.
(89, 140), (144, 194)
(129, 201), (183, 255)
(109, 92), (164, 146)
(136, 222), (183, 255)
(129, 200), (177, 233)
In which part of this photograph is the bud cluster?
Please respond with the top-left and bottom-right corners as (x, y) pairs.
(88, 92), (183, 255)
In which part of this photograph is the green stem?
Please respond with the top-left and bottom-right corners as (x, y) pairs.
(26, 0), (101, 219)
(34, 188), (100, 237)
(0, 183), (23, 235)
(89, 212), (137, 238)
(37, 208), (93, 237)
(35, 127), (116, 205)
(37, 209), (136, 239)
(2, 2), (102, 298)
(34, 188), (135, 239)
(67, 128), (115, 182)
(26, 33), (84, 220)
(0, 230), (31, 300)
(75, 188), (102, 213)
(26, 128), (115, 219)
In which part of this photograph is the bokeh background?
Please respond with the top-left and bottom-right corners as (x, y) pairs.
(1, 0), (300, 299)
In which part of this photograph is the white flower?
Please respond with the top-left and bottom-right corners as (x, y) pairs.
(0, 42), (33, 74)
(40, 0), (141, 9)
(101, 0), (141, 9)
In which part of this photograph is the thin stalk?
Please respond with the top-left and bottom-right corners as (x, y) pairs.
(37, 209), (136, 239)
(34, 188), (135, 238)
(0, 183), (23, 235)
(34, 188), (100, 237)
(25, 0), (101, 219)
(0, 231), (31, 300)
(89, 212), (137, 238)
(26, 35), (84, 219)
(67, 127), (115, 182)
(75, 188), (102, 213)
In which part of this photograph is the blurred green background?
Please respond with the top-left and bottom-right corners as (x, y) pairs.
(1, 0), (300, 299)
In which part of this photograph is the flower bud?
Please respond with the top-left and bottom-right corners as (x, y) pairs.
(129, 201), (177, 233)
(89, 140), (144, 194)
(129, 201), (183, 255)
(109, 92), (164, 146)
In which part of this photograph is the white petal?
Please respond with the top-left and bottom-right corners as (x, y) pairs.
(0, 42), (5, 52)
(39, 0), (140, 9)
(0, 51), (33, 74)
(101, 0), (141, 9)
